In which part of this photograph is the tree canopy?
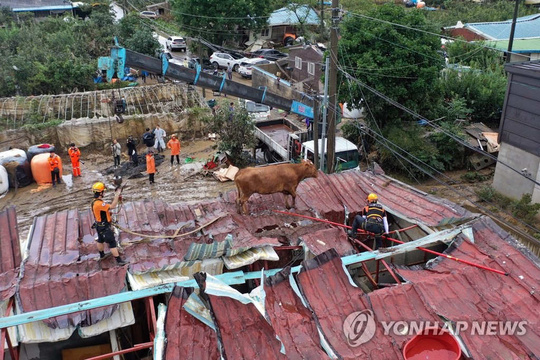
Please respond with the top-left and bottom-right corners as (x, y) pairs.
(0, 4), (159, 97)
(170, 0), (273, 46)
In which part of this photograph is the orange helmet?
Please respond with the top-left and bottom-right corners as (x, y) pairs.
(92, 182), (106, 193)
(367, 193), (378, 203)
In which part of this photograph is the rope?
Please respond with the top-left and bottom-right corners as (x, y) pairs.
(113, 215), (226, 245)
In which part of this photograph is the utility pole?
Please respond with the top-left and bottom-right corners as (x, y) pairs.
(313, 99), (319, 170)
(326, 0), (339, 173)
(506, 0), (520, 63)
(320, 57), (330, 172)
(320, 0), (324, 34)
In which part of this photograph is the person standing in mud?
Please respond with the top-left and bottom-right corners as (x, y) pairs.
(167, 134), (181, 166)
(68, 143), (81, 177)
(153, 125), (166, 153)
(126, 135), (139, 166)
(146, 150), (156, 184)
(48, 151), (61, 187)
(111, 139), (121, 168)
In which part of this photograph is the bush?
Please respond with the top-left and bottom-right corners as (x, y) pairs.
(461, 171), (488, 183)
(511, 193), (540, 223)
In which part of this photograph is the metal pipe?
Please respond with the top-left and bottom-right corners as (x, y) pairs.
(274, 210), (509, 276)
(85, 342), (153, 360)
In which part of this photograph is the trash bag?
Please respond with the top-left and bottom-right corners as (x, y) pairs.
(28, 144), (56, 162)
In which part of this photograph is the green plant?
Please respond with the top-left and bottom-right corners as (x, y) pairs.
(461, 171), (487, 183)
(511, 193), (540, 223)
(21, 119), (62, 131)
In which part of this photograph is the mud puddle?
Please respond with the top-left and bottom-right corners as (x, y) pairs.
(0, 140), (236, 242)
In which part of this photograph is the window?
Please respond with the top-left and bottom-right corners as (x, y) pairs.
(307, 62), (315, 75)
(261, 28), (269, 37)
(295, 56), (302, 70)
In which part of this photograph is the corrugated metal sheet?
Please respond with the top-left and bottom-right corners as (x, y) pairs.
(264, 268), (329, 359)
(0, 207), (21, 302)
(390, 216), (540, 359)
(465, 14), (540, 40)
(18, 210), (128, 329)
(164, 287), (219, 360)
(299, 227), (355, 257)
(0, 299), (18, 348)
(195, 274), (286, 359)
(224, 170), (473, 227)
(296, 249), (402, 359)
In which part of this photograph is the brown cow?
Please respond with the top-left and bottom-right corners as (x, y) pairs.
(234, 160), (318, 214)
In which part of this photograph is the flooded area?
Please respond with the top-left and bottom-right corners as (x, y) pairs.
(0, 140), (236, 242)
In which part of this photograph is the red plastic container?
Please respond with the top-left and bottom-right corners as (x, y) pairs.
(403, 330), (461, 360)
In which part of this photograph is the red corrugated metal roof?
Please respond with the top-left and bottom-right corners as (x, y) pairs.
(389, 217), (540, 359)
(0, 207), (21, 302)
(264, 267), (329, 359)
(17, 210), (128, 329)
(223, 170), (472, 226)
(299, 227), (355, 256)
(296, 249), (403, 359)
(164, 286), (219, 360)
(196, 274), (286, 359)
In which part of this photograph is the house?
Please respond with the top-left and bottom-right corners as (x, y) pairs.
(146, 1), (170, 16)
(445, 14), (540, 62)
(493, 61), (540, 204)
(287, 44), (324, 93)
(1, 0), (79, 18)
(248, 5), (320, 46)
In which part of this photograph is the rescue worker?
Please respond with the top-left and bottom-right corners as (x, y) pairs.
(153, 125), (166, 153)
(348, 193), (389, 249)
(146, 150), (156, 184)
(68, 143), (81, 177)
(111, 139), (121, 168)
(48, 151), (61, 187)
(91, 182), (127, 265)
(167, 134), (181, 166)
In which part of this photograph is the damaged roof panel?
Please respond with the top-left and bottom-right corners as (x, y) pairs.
(392, 217), (540, 359)
(299, 227), (356, 256)
(296, 249), (402, 359)
(164, 287), (219, 360)
(264, 268), (329, 359)
(18, 210), (128, 329)
(0, 207), (21, 302)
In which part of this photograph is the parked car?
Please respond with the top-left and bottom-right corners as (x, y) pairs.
(188, 57), (214, 70)
(209, 52), (247, 71)
(139, 11), (158, 19)
(166, 36), (187, 51)
(250, 49), (288, 61)
(163, 51), (184, 66)
(243, 100), (271, 121)
(238, 58), (272, 79)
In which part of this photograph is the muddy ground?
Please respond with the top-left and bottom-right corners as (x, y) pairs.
(0, 140), (236, 243)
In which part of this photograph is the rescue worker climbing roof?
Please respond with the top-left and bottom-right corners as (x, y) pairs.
(91, 182), (127, 266)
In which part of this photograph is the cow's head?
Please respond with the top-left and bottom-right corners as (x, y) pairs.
(302, 160), (318, 178)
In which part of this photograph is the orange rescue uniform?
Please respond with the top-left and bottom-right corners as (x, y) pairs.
(68, 147), (81, 177)
(167, 138), (181, 156)
(48, 154), (60, 171)
(146, 153), (156, 174)
(92, 198), (112, 223)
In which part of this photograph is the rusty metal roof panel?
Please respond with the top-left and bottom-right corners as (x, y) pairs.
(391, 217), (540, 359)
(299, 227), (356, 256)
(17, 210), (128, 329)
(164, 287), (219, 360)
(0, 207), (21, 302)
(264, 268), (329, 359)
(196, 274), (286, 359)
(296, 249), (402, 359)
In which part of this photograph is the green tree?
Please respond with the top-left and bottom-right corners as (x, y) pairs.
(170, 0), (273, 46)
(339, 4), (444, 129)
(203, 101), (257, 165)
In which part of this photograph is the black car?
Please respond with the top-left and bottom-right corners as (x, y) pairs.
(250, 49), (288, 61)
